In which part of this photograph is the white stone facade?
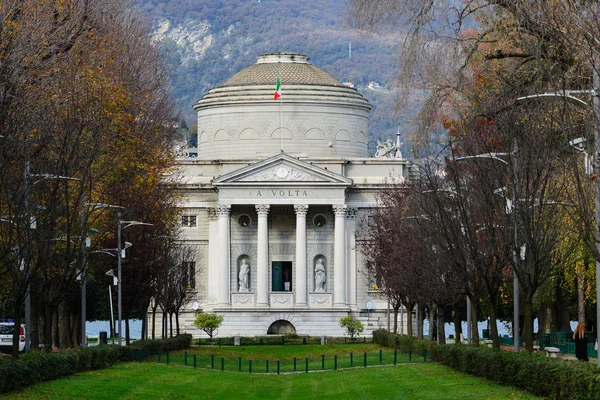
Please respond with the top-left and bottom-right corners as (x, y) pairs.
(159, 53), (412, 338)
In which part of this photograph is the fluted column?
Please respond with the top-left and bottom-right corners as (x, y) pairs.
(294, 205), (308, 308)
(216, 204), (231, 306)
(256, 205), (270, 307)
(333, 205), (347, 307)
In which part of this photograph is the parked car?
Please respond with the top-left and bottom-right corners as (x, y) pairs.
(0, 320), (25, 353)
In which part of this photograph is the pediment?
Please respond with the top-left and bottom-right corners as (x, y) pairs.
(213, 153), (352, 186)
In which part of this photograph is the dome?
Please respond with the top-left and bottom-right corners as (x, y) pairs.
(222, 53), (345, 87)
(193, 53), (371, 160)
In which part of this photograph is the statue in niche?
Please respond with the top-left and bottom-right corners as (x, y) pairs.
(238, 259), (250, 292)
(314, 258), (326, 292)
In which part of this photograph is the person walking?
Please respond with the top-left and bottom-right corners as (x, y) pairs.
(573, 322), (589, 362)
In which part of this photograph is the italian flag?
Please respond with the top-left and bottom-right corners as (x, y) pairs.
(274, 77), (281, 101)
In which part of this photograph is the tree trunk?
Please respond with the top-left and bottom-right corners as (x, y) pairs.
(125, 318), (130, 345)
(151, 304), (157, 339)
(406, 303), (414, 337)
(428, 304), (436, 343)
(169, 313), (173, 338)
(175, 311), (180, 335)
(452, 308), (462, 343)
(393, 305), (400, 333)
(437, 304), (446, 344)
(470, 303), (479, 346)
(44, 303), (52, 350)
(417, 305), (424, 339)
(31, 295), (39, 352)
(577, 262), (586, 323)
(52, 306), (59, 350)
(523, 295), (535, 352)
(488, 302), (500, 349)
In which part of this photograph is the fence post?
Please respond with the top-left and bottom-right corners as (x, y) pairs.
(194, 354), (197, 368)
(282, 336), (285, 345)
(305, 358), (309, 373)
(424, 351), (427, 363)
(303, 337), (306, 345)
(334, 355), (337, 370)
(294, 357), (297, 372)
(379, 349), (382, 365)
(266, 359), (269, 373)
(221, 357), (224, 371)
(321, 355), (325, 370)
(363, 352), (367, 368)
(211, 354), (214, 369)
(364, 337), (366, 343)
(167, 352), (169, 365)
(249, 360), (252, 374)
(345, 337), (347, 344)
(409, 350), (412, 362)
(277, 360), (280, 375)
(350, 352), (353, 367)
(394, 349), (397, 365)
(185, 351), (187, 366)
(158, 351), (161, 363)
(239, 357), (242, 372)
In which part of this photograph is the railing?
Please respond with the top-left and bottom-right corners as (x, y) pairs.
(126, 348), (429, 373)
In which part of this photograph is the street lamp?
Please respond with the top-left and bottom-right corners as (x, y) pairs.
(80, 202), (123, 347)
(23, 165), (80, 352)
(454, 148), (520, 352)
(514, 73), (600, 365)
(117, 214), (153, 346)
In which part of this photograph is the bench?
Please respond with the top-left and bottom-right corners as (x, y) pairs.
(544, 346), (560, 357)
(484, 340), (493, 347)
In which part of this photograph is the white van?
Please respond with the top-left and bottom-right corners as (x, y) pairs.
(0, 321), (25, 353)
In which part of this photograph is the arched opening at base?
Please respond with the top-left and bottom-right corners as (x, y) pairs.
(267, 320), (296, 335)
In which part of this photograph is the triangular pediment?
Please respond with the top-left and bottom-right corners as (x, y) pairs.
(213, 153), (352, 186)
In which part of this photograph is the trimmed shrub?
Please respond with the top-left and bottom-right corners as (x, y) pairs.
(0, 345), (120, 394)
(372, 329), (430, 351)
(120, 334), (192, 359)
(431, 344), (600, 399)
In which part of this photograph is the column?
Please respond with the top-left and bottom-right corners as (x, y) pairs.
(256, 204), (270, 307)
(207, 208), (219, 304)
(294, 205), (308, 307)
(216, 204), (231, 306)
(333, 205), (347, 307)
(346, 208), (357, 309)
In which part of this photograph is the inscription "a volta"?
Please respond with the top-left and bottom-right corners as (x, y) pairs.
(255, 190), (308, 197)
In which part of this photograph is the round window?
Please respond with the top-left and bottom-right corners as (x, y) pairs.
(238, 214), (251, 227)
(313, 214), (327, 227)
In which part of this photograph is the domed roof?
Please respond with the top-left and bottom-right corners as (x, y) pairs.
(222, 53), (345, 87)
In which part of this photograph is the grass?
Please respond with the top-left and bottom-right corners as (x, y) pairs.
(153, 344), (428, 372)
(1, 361), (541, 399)
(0, 344), (536, 400)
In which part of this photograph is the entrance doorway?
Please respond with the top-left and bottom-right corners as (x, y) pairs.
(267, 320), (296, 334)
(272, 261), (292, 291)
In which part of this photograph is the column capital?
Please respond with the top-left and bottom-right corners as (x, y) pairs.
(207, 207), (218, 220)
(256, 204), (270, 216)
(346, 208), (357, 219)
(216, 204), (231, 217)
(293, 204), (308, 217)
(332, 204), (347, 217)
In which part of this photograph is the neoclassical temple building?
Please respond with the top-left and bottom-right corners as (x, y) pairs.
(173, 53), (412, 337)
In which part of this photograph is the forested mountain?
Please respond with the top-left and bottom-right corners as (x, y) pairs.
(134, 0), (419, 153)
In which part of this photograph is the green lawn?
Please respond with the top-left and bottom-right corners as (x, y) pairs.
(1, 361), (540, 399)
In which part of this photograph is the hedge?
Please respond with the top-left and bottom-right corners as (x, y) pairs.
(195, 335), (373, 346)
(119, 334), (192, 360)
(372, 329), (430, 351)
(0, 334), (192, 394)
(0, 345), (120, 394)
(431, 344), (600, 399)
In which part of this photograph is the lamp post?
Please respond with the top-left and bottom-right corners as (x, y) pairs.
(80, 202), (123, 347)
(515, 72), (600, 365)
(454, 151), (520, 352)
(23, 164), (79, 353)
(116, 215), (153, 346)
